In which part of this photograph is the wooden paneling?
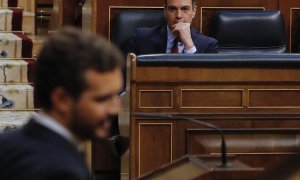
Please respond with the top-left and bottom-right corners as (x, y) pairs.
(62, 0), (82, 26)
(93, 139), (120, 171)
(87, 0), (300, 178)
(50, 0), (82, 30)
(132, 57), (300, 113)
(129, 55), (300, 178)
(249, 89), (300, 108)
(181, 89), (243, 108)
(136, 86), (300, 113)
(139, 90), (173, 109)
(135, 66), (179, 82)
(23, 13), (35, 34)
(279, 0), (300, 52)
(138, 123), (173, 176)
(135, 67), (300, 82)
(136, 86), (178, 112)
(132, 117), (300, 178)
(290, 9), (300, 52)
(50, 0), (63, 30)
(20, 0), (36, 13)
(198, 0), (278, 8)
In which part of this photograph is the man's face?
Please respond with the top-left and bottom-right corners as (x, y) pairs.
(164, 0), (196, 28)
(70, 68), (123, 139)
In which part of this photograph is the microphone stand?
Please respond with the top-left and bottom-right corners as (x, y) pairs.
(133, 112), (231, 168)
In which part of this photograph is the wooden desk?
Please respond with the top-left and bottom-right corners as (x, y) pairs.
(138, 155), (264, 180)
(129, 54), (300, 179)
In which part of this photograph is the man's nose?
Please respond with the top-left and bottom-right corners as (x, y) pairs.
(176, 10), (182, 19)
(107, 96), (121, 115)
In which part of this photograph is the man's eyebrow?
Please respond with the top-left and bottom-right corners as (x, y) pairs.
(167, 5), (191, 8)
(94, 93), (114, 102)
(93, 90), (121, 102)
(167, 5), (177, 8)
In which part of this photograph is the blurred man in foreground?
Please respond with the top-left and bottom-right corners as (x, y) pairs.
(0, 27), (123, 180)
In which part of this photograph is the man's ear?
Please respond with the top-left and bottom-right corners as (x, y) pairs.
(192, 5), (197, 18)
(50, 87), (73, 114)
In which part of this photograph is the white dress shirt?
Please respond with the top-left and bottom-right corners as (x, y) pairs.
(166, 26), (197, 54)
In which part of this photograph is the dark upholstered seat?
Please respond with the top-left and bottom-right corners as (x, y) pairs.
(110, 11), (165, 91)
(211, 11), (287, 53)
(110, 11), (166, 53)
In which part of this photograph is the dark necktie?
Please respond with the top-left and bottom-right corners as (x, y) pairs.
(171, 38), (179, 54)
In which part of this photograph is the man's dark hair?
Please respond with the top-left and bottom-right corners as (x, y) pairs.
(34, 27), (123, 109)
(164, 0), (196, 7)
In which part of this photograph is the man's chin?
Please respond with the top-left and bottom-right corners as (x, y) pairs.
(71, 125), (108, 140)
(95, 129), (111, 139)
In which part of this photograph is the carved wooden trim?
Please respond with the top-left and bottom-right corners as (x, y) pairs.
(289, 8), (300, 53)
(180, 89), (244, 109)
(248, 89), (300, 108)
(138, 90), (174, 109)
(138, 123), (173, 176)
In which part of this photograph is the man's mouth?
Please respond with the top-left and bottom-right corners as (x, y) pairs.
(174, 20), (184, 23)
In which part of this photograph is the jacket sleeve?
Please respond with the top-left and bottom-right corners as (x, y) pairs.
(205, 39), (219, 53)
(44, 173), (83, 180)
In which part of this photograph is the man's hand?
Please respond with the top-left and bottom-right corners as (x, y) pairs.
(171, 22), (194, 50)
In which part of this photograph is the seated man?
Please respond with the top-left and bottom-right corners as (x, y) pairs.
(124, 0), (218, 55)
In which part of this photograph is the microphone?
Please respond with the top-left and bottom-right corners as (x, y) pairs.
(132, 112), (230, 168)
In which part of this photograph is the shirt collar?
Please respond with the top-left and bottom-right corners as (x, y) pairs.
(167, 26), (177, 42)
(32, 112), (77, 145)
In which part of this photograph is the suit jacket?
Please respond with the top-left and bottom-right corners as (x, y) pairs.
(0, 119), (91, 180)
(124, 25), (218, 55)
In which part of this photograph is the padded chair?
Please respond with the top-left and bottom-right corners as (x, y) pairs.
(110, 10), (166, 89)
(211, 10), (287, 53)
(110, 11), (166, 54)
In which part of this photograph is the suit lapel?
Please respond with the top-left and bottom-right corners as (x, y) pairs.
(155, 26), (168, 53)
(191, 27), (199, 45)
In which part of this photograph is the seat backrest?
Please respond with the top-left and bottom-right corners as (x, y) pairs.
(211, 10), (287, 53)
(111, 11), (166, 53)
(111, 11), (165, 92)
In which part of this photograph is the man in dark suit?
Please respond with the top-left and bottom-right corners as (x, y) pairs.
(0, 27), (123, 180)
(125, 0), (218, 55)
